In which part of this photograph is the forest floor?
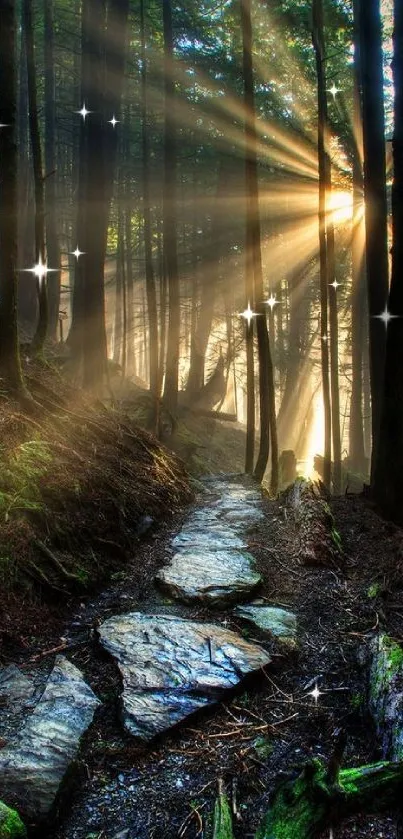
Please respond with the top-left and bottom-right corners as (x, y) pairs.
(2, 468), (403, 836)
(0, 362), (402, 837)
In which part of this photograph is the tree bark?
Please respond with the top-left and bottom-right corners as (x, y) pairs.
(44, 0), (60, 340)
(24, 0), (49, 356)
(162, 0), (180, 415)
(312, 0), (332, 492)
(373, 0), (403, 523)
(0, 0), (27, 394)
(140, 0), (158, 395)
(358, 0), (389, 481)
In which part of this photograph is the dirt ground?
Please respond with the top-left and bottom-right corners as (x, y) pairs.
(2, 480), (402, 838)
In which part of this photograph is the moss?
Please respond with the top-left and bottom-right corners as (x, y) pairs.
(213, 790), (234, 839)
(255, 762), (329, 839)
(367, 582), (380, 599)
(0, 801), (26, 839)
(382, 635), (403, 670)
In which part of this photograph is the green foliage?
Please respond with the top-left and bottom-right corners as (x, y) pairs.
(0, 801), (26, 839)
(0, 440), (52, 521)
(367, 582), (380, 599)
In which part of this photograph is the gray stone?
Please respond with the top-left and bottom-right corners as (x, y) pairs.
(172, 528), (245, 551)
(155, 549), (261, 605)
(0, 666), (34, 710)
(98, 612), (271, 741)
(0, 656), (100, 820)
(235, 606), (297, 643)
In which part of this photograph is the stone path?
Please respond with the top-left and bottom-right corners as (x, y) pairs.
(0, 474), (297, 826)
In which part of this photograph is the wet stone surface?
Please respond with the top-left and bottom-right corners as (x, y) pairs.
(0, 656), (100, 821)
(156, 548), (261, 605)
(234, 605), (297, 644)
(156, 479), (265, 606)
(98, 612), (271, 741)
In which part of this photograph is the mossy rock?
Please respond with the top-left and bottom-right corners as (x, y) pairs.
(369, 633), (403, 760)
(0, 801), (26, 839)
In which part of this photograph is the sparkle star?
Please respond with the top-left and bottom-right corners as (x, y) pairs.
(108, 115), (119, 128)
(70, 246), (85, 260)
(265, 293), (278, 311)
(76, 102), (91, 121)
(308, 683), (321, 704)
(239, 303), (258, 326)
(321, 334), (328, 342)
(22, 256), (58, 282)
(374, 306), (399, 329)
(0, 123), (9, 129)
(329, 280), (341, 291)
(328, 84), (341, 99)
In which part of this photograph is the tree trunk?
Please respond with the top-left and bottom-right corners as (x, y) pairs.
(373, 0), (403, 523)
(140, 0), (158, 395)
(44, 0), (60, 340)
(358, 0), (389, 481)
(285, 478), (341, 566)
(349, 28), (367, 474)
(240, 0), (276, 486)
(0, 0), (27, 394)
(312, 0), (332, 491)
(162, 0), (180, 415)
(24, 0), (48, 356)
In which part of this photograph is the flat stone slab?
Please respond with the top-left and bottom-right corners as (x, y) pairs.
(235, 606), (297, 644)
(98, 612), (271, 741)
(172, 528), (245, 551)
(0, 666), (35, 711)
(0, 656), (100, 820)
(155, 549), (261, 605)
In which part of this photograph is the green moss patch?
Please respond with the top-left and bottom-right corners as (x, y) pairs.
(0, 801), (26, 839)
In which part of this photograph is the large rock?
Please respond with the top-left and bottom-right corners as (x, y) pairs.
(0, 656), (100, 821)
(155, 549), (261, 606)
(368, 634), (403, 760)
(0, 666), (35, 712)
(235, 605), (297, 645)
(98, 612), (271, 741)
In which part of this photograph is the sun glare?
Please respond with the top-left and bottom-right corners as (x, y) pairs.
(327, 190), (354, 225)
(302, 390), (325, 479)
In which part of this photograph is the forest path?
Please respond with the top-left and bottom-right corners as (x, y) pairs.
(0, 476), (398, 839)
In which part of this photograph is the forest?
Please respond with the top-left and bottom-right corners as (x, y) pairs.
(0, 0), (402, 837)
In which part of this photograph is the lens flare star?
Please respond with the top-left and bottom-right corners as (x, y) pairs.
(327, 83), (341, 99)
(374, 306), (400, 329)
(70, 246), (85, 260)
(239, 303), (258, 326)
(308, 683), (322, 704)
(21, 256), (58, 282)
(265, 293), (278, 311)
(76, 102), (91, 121)
(108, 115), (119, 128)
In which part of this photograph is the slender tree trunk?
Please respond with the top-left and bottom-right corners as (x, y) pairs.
(312, 0), (332, 491)
(0, 0), (27, 394)
(373, 0), (403, 523)
(125, 203), (135, 376)
(358, 0), (389, 481)
(24, 0), (49, 355)
(240, 0), (273, 484)
(328, 225), (341, 494)
(349, 31), (367, 473)
(44, 0), (60, 340)
(140, 0), (158, 395)
(162, 0), (180, 415)
(17, 15), (36, 328)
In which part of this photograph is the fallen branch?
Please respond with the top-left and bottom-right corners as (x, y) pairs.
(283, 478), (341, 566)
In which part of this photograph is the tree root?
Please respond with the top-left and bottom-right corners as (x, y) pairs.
(33, 539), (82, 581)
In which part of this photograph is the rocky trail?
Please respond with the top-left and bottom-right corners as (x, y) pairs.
(0, 475), (402, 838)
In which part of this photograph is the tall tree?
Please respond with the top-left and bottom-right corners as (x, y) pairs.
(162, 0), (180, 415)
(373, 0), (403, 523)
(44, 0), (61, 340)
(24, 0), (49, 355)
(0, 0), (27, 394)
(240, 0), (277, 487)
(312, 0), (332, 491)
(358, 0), (389, 480)
(140, 0), (159, 396)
